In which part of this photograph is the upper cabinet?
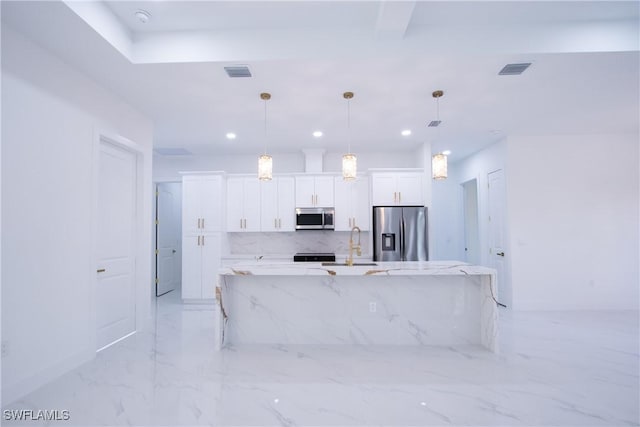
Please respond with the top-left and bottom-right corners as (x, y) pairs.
(261, 177), (295, 232)
(371, 171), (424, 206)
(182, 174), (224, 234)
(334, 176), (370, 231)
(295, 175), (334, 207)
(226, 177), (261, 232)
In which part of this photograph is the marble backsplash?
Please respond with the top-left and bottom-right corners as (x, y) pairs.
(227, 231), (370, 256)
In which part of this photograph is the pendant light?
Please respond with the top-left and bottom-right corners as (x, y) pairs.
(258, 92), (273, 181)
(342, 91), (357, 180)
(431, 90), (447, 180)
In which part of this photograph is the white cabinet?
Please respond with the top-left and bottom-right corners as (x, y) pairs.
(181, 173), (224, 301)
(182, 175), (223, 233)
(182, 233), (221, 300)
(295, 175), (334, 207)
(261, 177), (295, 231)
(371, 172), (424, 206)
(226, 177), (261, 232)
(334, 176), (370, 231)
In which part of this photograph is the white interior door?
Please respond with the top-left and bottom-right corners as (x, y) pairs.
(156, 183), (179, 296)
(487, 169), (509, 307)
(96, 141), (137, 350)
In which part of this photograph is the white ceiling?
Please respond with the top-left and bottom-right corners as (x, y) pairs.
(2, 1), (639, 161)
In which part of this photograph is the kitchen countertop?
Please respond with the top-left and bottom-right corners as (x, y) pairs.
(219, 260), (495, 277)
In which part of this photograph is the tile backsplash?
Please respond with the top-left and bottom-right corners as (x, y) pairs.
(227, 231), (370, 256)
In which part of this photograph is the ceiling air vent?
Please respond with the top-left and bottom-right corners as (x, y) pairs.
(499, 63), (531, 75)
(428, 120), (441, 127)
(224, 66), (252, 78)
(153, 148), (192, 156)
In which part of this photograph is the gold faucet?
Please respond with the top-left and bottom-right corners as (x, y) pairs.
(347, 226), (362, 266)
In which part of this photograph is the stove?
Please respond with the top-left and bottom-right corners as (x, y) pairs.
(293, 253), (336, 262)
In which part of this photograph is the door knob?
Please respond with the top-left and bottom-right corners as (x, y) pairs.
(172, 249), (177, 254)
(497, 252), (505, 257)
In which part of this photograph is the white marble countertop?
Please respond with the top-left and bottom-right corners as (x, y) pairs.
(219, 260), (496, 277)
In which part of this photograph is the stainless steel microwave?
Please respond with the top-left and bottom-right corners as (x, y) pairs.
(295, 207), (335, 230)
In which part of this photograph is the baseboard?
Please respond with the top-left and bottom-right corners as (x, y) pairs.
(1, 347), (94, 406)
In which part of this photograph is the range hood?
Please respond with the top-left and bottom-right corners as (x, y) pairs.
(302, 149), (326, 173)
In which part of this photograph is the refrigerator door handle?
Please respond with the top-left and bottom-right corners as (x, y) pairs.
(400, 218), (405, 261)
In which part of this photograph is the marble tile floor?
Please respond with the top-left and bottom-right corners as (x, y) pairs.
(3, 290), (638, 427)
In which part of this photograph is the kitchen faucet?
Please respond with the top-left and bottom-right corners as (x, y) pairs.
(347, 226), (361, 266)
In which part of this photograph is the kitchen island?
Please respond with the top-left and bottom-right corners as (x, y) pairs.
(215, 261), (498, 352)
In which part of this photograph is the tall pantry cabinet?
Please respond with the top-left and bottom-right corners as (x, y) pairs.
(181, 173), (224, 300)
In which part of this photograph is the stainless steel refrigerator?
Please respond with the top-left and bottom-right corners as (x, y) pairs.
(373, 206), (428, 261)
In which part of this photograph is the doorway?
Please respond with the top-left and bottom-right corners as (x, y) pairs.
(461, 179), (480, 265)
(96, 139), (137, 351)
(155, 182), (182, 296)
(487, 169), (510, 307)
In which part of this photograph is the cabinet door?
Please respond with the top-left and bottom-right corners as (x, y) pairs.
(242, 179), (261, 232)
(200, 175), (223, 232)
(371, 174), (397, 205)
(226, 178), (245, 232)
(182, 178), (202, 235)
(314, 176), (335, 207)
(295, 176), (316, 208)
(352, 177), (370, 230)
(181, 235), (202, 299)
(333, 177), (352, 231)
(396, 173), (424, 205)
(260, 180), (279, 231)
(200, 233), (220, 300)
(276, 177), (296, 231)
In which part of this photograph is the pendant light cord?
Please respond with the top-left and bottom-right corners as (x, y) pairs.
(263, 98), (267, 155)
(347, 97), (351, 154)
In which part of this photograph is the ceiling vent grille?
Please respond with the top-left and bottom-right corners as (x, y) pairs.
(499, 63), (531, 75)
(428, 120), (441, 127)
(224, 66), (252, 78)
(153, 148), (192, 156)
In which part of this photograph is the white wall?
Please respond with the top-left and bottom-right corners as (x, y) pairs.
(1, 26), (153, 403)
(430, 164), (465, 261)
(507, 133), (639, 310)
(153, 150), (421, 181)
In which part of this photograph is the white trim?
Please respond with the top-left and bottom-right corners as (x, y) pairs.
(96, 331), (136, 353)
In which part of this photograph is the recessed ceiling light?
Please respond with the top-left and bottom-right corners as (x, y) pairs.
(134, 9), (151, 24)
(442, 150), (451, 155)
(226, 132), (236, 140)
(401, 130), (412, 136)
(313, 131), (323, 138)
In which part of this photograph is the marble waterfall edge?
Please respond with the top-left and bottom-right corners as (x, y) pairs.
(215, 261), (498, 352)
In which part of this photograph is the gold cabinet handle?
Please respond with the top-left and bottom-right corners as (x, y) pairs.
(97, 268), (106, 273)
(393, 192), (397, 203)
(279, 218), (281, 228)
(399, 192), (402, 203)
(201, 218), (205, 229)
(274, 218), (277, 228)
(202, 235), (205, 245)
